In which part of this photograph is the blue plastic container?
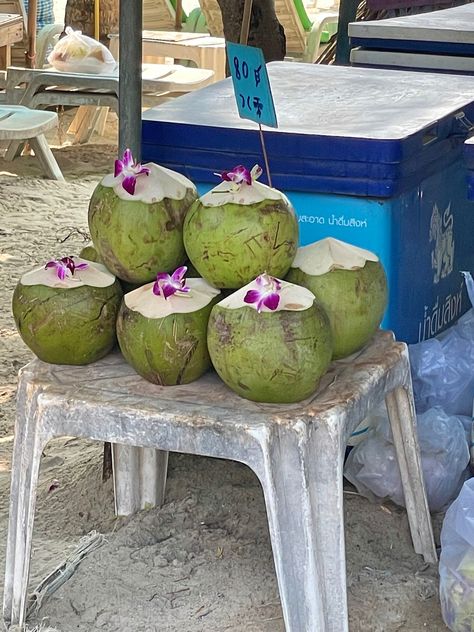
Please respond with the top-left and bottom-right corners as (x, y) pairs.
(349, 4), (474, 74)
(142, 62), (474, 344)
(349, 4), (474, 55)
(465, 138), (474, 201)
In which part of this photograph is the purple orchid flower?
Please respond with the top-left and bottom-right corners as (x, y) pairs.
(244, 273), (282, 313)
(45, 256), (88, 281)
(153, 266), (190, 300)
(214, 164), (263, 189)
(114, 148), (150, 195)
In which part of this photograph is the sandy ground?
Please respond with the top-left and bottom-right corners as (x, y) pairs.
(0, 107), (451, 632)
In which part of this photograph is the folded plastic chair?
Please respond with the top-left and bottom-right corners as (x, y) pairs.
(143, 0), (207, 34)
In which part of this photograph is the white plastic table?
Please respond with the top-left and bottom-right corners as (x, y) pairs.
(3, 331), (437, 632)
(109, 30), (226, 82)
(5, 63), (214, 143)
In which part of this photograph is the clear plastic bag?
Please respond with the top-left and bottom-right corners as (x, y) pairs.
(409, 272), (474, 417)
(344, 406), (470, 512)
(440, 478), (474, 631)
(47, 27), (116, 74)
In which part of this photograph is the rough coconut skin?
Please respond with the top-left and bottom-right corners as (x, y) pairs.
(287, 261), (387, 359)
(88, 185), (197, 284)
(183, 198), (299, 288)
(79, 245), (142, 294)
(12, 281), (122, 365)
(116, 300), (218, 385)
(207, 302), (333, 403)
(79, 244), (102, 263)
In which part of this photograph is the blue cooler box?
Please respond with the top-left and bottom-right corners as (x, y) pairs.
(465, 137), (474, 201)
(142, 62), (474, 344)
(349, 4), (474, 56)
(349, 4), (474, 74)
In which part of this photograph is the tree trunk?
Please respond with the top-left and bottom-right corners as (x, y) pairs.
(63, 0), (119, 45)
(217, 0), (286, 62)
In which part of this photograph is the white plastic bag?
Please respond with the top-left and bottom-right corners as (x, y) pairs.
(409, 272), (474, 417)
(47, 27), (116, 74)
(344, 406), (470, 512)
(439, 478), (474, 631)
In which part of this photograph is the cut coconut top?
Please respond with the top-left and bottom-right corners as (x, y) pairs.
(101, 163), (196, 203)
(124, 277), (220, 318)
(219, 278), (315, 313)
(21, 258), (117, 289)
(291, 237), (379, 276)
(199, 179), (291, 208)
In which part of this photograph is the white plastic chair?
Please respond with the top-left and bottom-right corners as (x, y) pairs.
(0, 104), (63, 178)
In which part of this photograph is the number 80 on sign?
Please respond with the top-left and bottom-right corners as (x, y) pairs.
(226, 42), (278, 129)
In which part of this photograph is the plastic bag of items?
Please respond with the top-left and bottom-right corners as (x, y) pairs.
(409, 272), (474, 417)
(439, 478), (474, 631)
(344, 406), (470, 512)
(48, 27), (116, 74)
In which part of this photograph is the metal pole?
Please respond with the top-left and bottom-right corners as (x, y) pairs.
(240, 0), (253, 45)
(26, 0), (37, 68)
(94, 0), (100, 40)
(119, 0), (142, 159)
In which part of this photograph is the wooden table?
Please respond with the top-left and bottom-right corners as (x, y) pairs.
(109, 30), (226, 82)
(0, 13), (23, 70)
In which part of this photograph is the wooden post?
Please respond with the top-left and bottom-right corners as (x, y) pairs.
(334, 0), (360, 66)
(119, 0), (142, 159)
(175, 0), (183, 31)
(26, 0), (37, 68)
(240, 0), (253, 45)
(94, 0), (100, 40)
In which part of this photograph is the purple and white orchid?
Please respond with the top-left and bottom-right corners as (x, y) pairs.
(244, 273), (282, 313)
(45, 256), (88, 281)
(153, 266), (190, 300)
(215, 164), (263, 191)
(114, 148), (150, 195)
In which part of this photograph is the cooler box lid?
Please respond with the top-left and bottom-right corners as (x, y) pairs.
(349, 4), (474, 55)
(142, 62), (474, 198)
(351, 48), (474, 75)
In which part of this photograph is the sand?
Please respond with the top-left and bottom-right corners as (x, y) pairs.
(0, 113), (449, 632)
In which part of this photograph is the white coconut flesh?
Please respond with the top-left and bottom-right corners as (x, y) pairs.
(124, 277), (220, 319)
(20, 258), (116, 289)
(101, 163), (196, 204)
(218, 278), (315, 312)
(199, 179), (291, 208)
(292, 237), (379, 276)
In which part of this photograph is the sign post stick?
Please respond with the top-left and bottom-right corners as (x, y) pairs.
(226, 42), (278, 187)
(259, 123), (272, 188)
(240, 0), (254, 45)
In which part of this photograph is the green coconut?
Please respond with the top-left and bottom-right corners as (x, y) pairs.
(183, 175), (298, 288)
(12, 258), (122, 365)
(79, 244), (142, 294)
(207, 277), (333, 403)
(286, 238), (388, 359)
(79, 244), (102, 263)
(88, 163), (197, 284)
(117, 277), (220, 385)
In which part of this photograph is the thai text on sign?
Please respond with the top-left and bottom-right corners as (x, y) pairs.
(226, 42), (278, 129)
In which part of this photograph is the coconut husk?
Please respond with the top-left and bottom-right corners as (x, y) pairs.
(26, 531), (106, 619)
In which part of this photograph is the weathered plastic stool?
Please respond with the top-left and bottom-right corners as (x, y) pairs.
(3, 331), (437, 632)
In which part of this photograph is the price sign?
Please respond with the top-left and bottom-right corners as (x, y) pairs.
(226, 42), (278, 129)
